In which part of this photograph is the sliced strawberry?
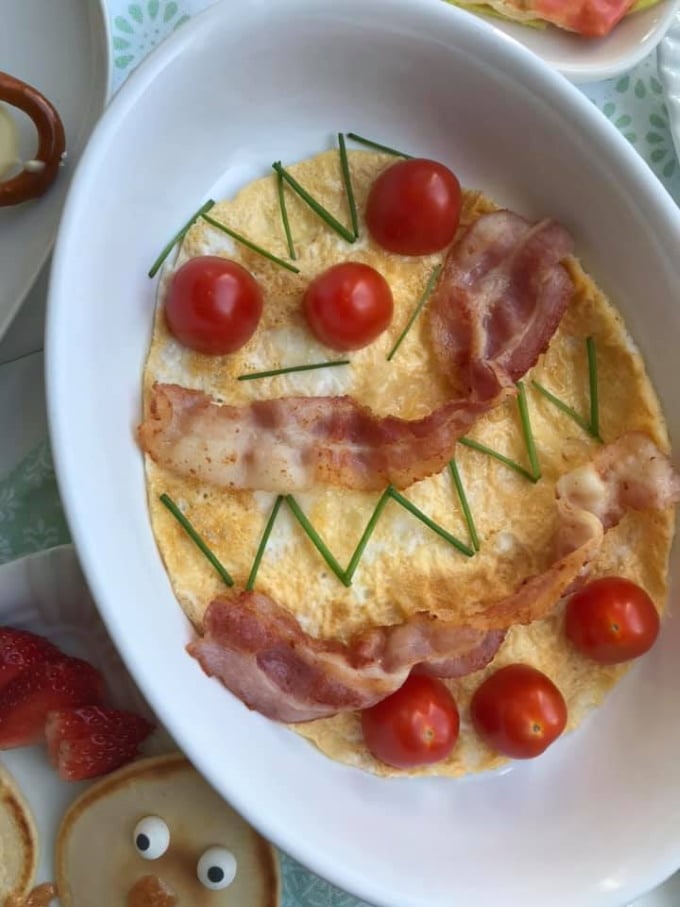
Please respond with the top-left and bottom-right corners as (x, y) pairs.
(0, 657), (104, 749)
(45, 705), (153, 781)
(0, 627), (63, 690)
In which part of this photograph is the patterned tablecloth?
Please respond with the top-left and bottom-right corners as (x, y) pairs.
(1, 1), (680, 904)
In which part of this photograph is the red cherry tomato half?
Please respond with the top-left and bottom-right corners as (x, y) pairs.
(565, 576), (660, 665)
(470, 664), (567, 760)
(303, 262), (393, 351)
(361, 674), (460, 769)
(165, 256), (263, 355)
(366, 158), (462, 256)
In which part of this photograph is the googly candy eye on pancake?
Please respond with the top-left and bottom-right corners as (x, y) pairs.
(139, 149), (677, 777)
(56, 753), (279, 907)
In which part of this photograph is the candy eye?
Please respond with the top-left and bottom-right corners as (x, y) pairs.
(133, 816), (170, 860)
(196, 846), (237, 890)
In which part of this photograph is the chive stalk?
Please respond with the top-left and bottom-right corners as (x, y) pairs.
(344, 488), (392, 583)
(238, 360), (350, 382)
(148, 199), (215, 278)
(459, 437), (536, 483)
(201, 213), (300, 274)
(338, 133), (359, 240)
(449, 459), (480, 552)
(285, 496), (350, 586)
(346, 132), (412, 159)
(272, 162), (355, 244)
(531, 381), (592, 435)
(246, 496), (284, 591)
(516, 381), (541, 481)
(586, 336), (602, 442)
(386, 265), (442, 362)
(276, 169), (296, 260)
(388, 488), (474, 557)
(159, 493), (234, 587)
(532, 338), (602, 443)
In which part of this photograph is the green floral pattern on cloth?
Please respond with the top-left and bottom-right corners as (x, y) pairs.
(110, 0), (205, 91)
(0, 441), (70, 566)
(111, 0), (191, 84)
(581, 52), (680, 203)
(0, 3), (678, 906)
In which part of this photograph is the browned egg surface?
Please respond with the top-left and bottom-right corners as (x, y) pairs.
(142, 151), (673, 777)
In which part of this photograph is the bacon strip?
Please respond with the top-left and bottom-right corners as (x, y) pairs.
(139, 212), (574, 493)
(188, 598), (505, 722)
(189, 434), (680, 721)
(429, 213), (573, 398)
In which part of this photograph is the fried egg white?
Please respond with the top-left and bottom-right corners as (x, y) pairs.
(142, 150), (674, 777)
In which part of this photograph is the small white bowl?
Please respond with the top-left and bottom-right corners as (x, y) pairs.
(46, 1), (680, 905)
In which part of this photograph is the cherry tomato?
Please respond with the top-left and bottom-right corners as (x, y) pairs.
(361, 674), (459, 769)
(303, 262), (393, 351)
(165, 256), (263, 355)
(565, 576), (660, 665)
(470, 664), (567, 760)
(365, 158), (462, 256)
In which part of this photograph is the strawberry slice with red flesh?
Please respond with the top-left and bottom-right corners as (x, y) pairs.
(0, 627), (64, 690)
(45, 706), (154, 781)
(0, 656), (104, 749)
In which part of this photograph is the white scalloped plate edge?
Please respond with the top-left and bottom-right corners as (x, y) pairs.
(0, 545), (173, 889)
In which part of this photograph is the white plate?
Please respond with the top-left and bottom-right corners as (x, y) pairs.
(0, 546), (169, 889)
(658, 8), (680, 161)
(465, 0), (680, 83)
(0, 0), (110, 342)
(46, 1), (680, 905)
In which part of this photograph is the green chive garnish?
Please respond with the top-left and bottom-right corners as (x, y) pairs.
(586, 336), (602, 442)
(276, 169), (296, 260)
(272, 162), (356, 244)
(201, 213), (300, 274)
(388, 488), (473, 557)
(459, 438), (537, 483)
(148, 199), (215, 278)
(338, 133), (359, 240)
(238, 360), (350, 382)
(531, 381), (592, 435)
(246, 496), (283, 591)
(285, 495), (350, 586)
(516, 381), (541, 481)
(346, 132), (412, 159)
(344, 488), (392, 583)
(449, 459), (480, 552)
(386, 265), (442, 362)
(159, 493), (234, 587)
(531, 337), (603, 443)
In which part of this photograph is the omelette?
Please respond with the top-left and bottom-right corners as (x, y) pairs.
(446, 0), (663, 37)
(140, 148), (674, 777)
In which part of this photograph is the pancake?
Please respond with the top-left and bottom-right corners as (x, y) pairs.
(0, 763), (37, 902)
(141, 149), (674, 777)
(56, 753), (279, 906)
